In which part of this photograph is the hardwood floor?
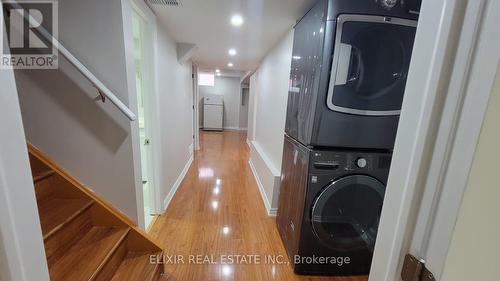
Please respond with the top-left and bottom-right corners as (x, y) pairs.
(150, 131), (368, 281)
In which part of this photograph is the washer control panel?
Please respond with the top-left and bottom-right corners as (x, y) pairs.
(310, 150), (392, 174)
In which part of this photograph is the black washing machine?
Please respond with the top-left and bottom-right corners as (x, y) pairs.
(277, 135), (392, 275)
(285, 0), (420, 150)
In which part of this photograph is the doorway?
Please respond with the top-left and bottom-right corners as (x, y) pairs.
(239, 86), (249, 130)
(132, 7), (156, 229)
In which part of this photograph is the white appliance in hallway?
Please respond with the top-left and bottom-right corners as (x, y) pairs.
(203, 95), (224, 131)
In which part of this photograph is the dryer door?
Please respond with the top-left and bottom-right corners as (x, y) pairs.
(326, 14), (417, 116)
(311, 175), (385, 252)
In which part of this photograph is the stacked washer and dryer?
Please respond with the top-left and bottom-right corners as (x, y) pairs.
(277, 0), (421, 276)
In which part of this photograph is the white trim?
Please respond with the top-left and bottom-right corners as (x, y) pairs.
(370, 0), (458, 276)
(408, 0), (487, 257)
(125, 0), (161, 229)
(122, 0), (145, 228)
(248, 159), (278, 216)
(192, 64), (200, 151)
(411, 1), (499, 278)
(240, 70), (254, 84)
(162, 154), (194, 211)
(0, 18), (50, 279)
(223, 126), (247, 131)
(129, 0), (164, 219)
(370, 0), (497, 280)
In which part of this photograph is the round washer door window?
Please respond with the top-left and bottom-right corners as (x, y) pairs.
(311, 175), (385, 252)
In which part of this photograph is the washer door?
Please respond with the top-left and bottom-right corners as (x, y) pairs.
(311, 175), (385, 252)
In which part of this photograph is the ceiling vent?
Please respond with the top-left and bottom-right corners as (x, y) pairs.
(147, 0), (182, 6)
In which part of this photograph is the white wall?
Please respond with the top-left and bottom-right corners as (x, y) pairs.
(12, 0), (194, 224)
(14, 0), (142, 222)
(440, 65), (500, 281)
(199, 76), (242, 130)
(248, 30), (294, 214)
(253, 30), (294, 167)
(0, 13), (50, 279)
(154, 17), (194, 210)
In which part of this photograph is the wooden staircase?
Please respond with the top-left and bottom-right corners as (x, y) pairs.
(28, 144), (165, 281)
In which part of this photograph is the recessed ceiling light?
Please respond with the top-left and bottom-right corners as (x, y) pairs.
(228, 48), (237, 56)
(231, 14), (244, 27)
(215, 69), (220, 73)
(227, 62), (234, 67)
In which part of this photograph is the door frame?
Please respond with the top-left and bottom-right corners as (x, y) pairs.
(130, 0), (162, 223)
(369, 0), (498, 280)
(192, 64), (200, 150)
(0, 13), (51, 279)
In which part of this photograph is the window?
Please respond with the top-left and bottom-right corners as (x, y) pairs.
(198, 72), (215, 86)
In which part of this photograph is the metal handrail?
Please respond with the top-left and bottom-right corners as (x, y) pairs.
(7, 1), (137, 121)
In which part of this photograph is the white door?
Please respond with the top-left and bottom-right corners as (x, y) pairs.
(369, 1), (500, 280)
(132, 6), (156, 230)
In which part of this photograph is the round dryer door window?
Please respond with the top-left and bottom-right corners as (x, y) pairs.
(327, 14), (417, 116)
(311, 175), (385, 252)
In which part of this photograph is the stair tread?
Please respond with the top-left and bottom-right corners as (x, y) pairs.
(110, 251), (160, 281)
(49, 226), (129, 281)
(37, 197), (92, 238)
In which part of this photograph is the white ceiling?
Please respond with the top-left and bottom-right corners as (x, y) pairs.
(149, 0), (315, 71)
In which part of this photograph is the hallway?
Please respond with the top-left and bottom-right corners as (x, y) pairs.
(150, 131), (368, 281)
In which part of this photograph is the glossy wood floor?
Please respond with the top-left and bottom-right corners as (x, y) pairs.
(150, 131), (368, 281)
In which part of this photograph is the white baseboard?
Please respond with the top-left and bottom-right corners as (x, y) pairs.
(163, 154), (194, 211)
(248, 158), (278, 217)
(223, 126), (247, 131)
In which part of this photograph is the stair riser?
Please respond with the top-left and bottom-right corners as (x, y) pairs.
(29, 154), (51, 177)
(36, 174), (88, 201)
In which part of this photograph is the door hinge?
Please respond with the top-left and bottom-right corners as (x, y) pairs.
(401, 254), (436, 281)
